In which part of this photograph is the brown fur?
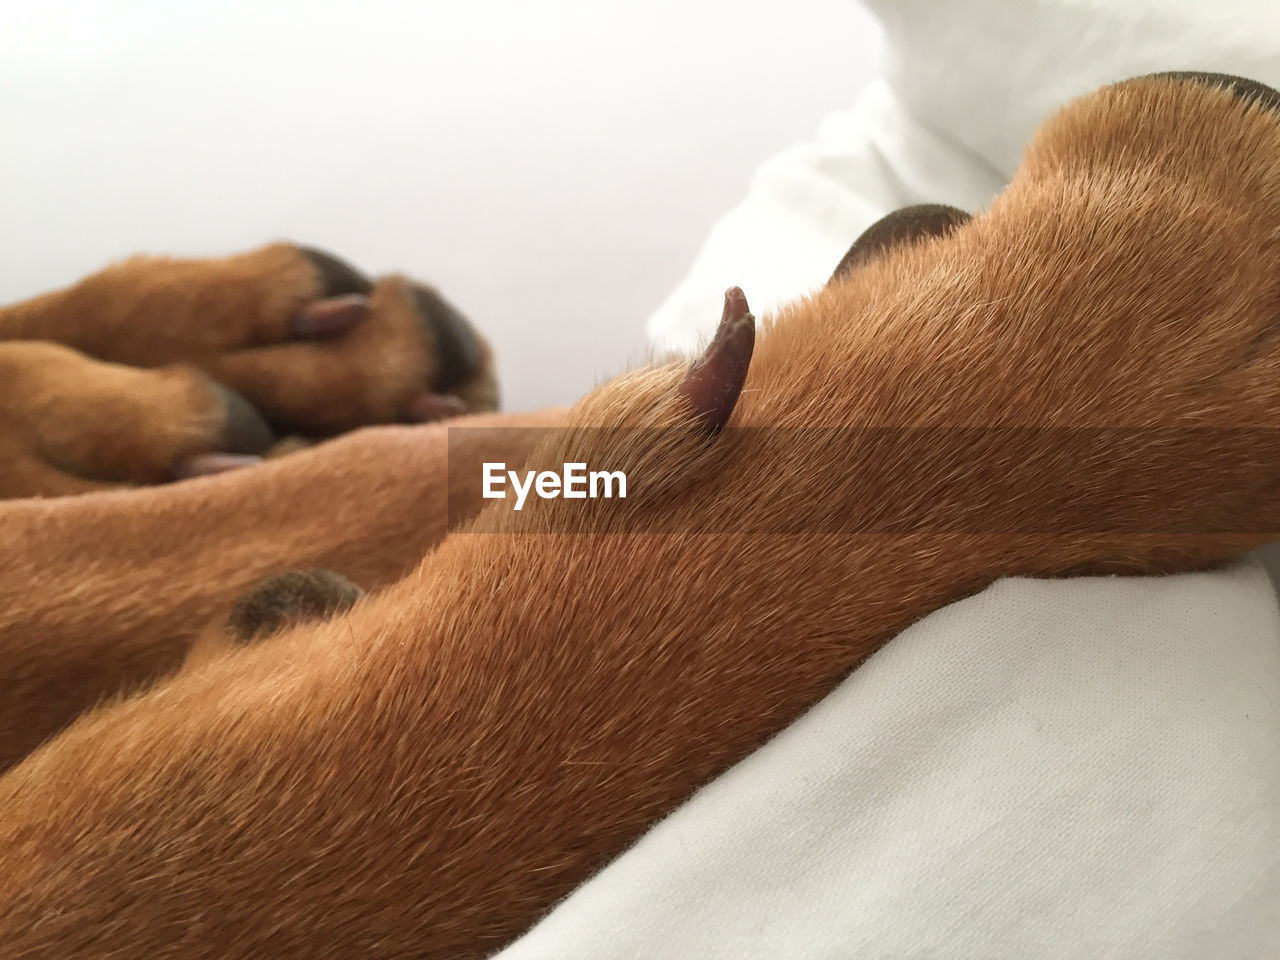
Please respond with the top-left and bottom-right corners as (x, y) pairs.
(181, 568), (365, 673)
(0, 410), (559, 773)
(0, 244), (499, 494)
(0, 340), (231, 495)
(2, 75), (1280, 956)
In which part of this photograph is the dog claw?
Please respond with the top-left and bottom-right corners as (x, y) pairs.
(173, 453), (264, 480)
(406, 392), (468, 423)
(679, 287), (755, 434)
(290, 295), (373, 340)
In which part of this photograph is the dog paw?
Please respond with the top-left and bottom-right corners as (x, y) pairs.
(13, 243), (498, 436)
(0, 341), (274, 498)
(199, 268), (498, 436)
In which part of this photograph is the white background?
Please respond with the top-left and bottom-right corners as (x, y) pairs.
(1, 0), (878, 410)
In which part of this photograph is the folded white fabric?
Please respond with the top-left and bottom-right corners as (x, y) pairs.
(648, 0), (1280, 355)
(496, 2), (1280, 956)
(499, 562), (1280, 959)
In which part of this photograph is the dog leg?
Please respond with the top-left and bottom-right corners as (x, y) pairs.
(0, 341), (274, 497)
(0, 245), (498, 436)
(0, 409), (558, 772)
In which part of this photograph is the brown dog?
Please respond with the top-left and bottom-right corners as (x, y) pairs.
(3, 72), (1279, 957)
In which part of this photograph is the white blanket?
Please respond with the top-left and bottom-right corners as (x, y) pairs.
(648, 0), (1280, 356)
(498, 2), (1280, 956)
(500, 564), (1280, 958)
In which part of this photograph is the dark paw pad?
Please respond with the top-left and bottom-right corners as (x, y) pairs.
(832, 204), (972, 282)
(1146, 71), (1280, 116)
(225, 568), (363, 644)
(297, 246), (375, 298)
(212, 381), (276, 455)
(410, 284), (482, 392)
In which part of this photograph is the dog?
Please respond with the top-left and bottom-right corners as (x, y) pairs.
(3, 72), (1279, 957)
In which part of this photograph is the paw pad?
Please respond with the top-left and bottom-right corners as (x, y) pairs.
(225, 568), (363, 643)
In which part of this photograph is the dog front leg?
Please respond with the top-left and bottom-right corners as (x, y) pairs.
(0, 409), (559, 773)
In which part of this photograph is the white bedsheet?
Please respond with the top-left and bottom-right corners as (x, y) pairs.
(496, 1), (1280, 956)
(499, 563), (1280, 959)
(648, 0), (1280, 356)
